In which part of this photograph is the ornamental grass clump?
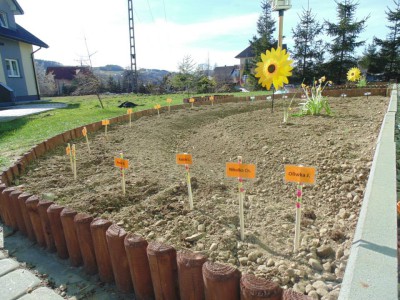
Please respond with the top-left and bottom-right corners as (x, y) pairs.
(300, 76), (332, 116)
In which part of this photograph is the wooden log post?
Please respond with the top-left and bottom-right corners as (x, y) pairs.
(47, 204), (68, 259)
(2, 187), (18, 229)
(124, 233), (154, 300)
(147, 241), (180, 300)
(240, 274), (283, 300)
(90, 218), (114, 283)
(106, 224), (133, 293)
(0, 183), (11, 225)
(177, 250), (207, 300)
(74, 213), (97, 275)
(281, 289), (312, 300)
(60, 208), (82, 267)
(18, 192), (35, 241)
(37, 200), (55, 252)
(202, 261), (241, 300)
(25, 195), (46, 247)
(10, 190), (26, 234)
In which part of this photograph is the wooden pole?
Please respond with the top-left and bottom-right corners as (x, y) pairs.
(202, 261), (241, 300)
(177, 250), (207, 300)
(25, 195), (46, 248)
(47, 204), (68, 259)
(90, 218), (114, 283)
(106, 224), (133, 293)
(240, 274), (283, 300)
(124, 233), (155, 300)
(238, 156), (245, 241)
(74, 213), (97, 275)
(120, 152), (126, 196)
(18, 192), (35, 241)
(67, 143), (73, 173)
(60, 208), (82, 267)
(10, 190), (24, 232)
(186, 164), (193, 210)
(3, 187), (18, 230)
(278, 10), (284, 49)
(147, 241), (180, 300)
(294, 184), (303, 252)
(0, 183), (10, 225)
(37, 200), (56, 252)
(72, 144), (77, 180)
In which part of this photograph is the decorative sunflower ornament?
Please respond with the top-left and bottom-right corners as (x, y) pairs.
(255, 47), (293, 90)
(347, 67), (361, 82)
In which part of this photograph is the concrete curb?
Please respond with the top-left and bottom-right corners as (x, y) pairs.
(338, 85), (399, 300)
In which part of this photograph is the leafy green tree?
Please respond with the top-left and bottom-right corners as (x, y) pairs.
(325, 0), (369, 83)
(375, 0), (400, 80)
(291, 7), (324, 82)
(171, 55), (196, 94)
(248, 0), (276, 89)
(359, 41), (384, 74)
(195, 76), (216, 94)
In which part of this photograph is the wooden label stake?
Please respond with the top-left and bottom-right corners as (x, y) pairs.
(114, 153), (129, 196)
(72, 144), (77, 180)
(127, 109), (133, 127)
(66, 143), (73, 173)
(176, 153), (194, 210)
(102, 120), (110, 138)
(226, 157), (256, 241)
(284, 164), (317, 251)
(82, 127), (91, 154)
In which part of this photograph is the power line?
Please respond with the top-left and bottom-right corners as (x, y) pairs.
(146, 0), (155, 23)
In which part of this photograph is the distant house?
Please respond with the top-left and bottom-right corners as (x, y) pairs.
(46, 66), (90, 95)
(213, 65), (240, 85)
(0, 0), (48, 105)
(235, 45), (255, 85)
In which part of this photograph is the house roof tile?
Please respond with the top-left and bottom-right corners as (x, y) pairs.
(46, 66), (90, 80)
(0, 24), (48, 48)
(235, 45), (254, 59)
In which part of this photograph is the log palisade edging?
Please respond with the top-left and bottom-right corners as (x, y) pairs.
(0, 89), (394, 299)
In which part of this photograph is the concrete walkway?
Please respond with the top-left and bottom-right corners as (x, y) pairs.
(1, 224), (134, 300)
(0, 226), (64, 300)
(0, 103), (67, 122)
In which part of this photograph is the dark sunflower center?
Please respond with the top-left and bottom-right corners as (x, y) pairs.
(267, 64), (276, 74)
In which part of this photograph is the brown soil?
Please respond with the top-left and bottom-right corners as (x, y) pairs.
(18, 96), (388, 295)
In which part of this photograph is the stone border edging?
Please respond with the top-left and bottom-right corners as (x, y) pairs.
(338, 85), (398, 300)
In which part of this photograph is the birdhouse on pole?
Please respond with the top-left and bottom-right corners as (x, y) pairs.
(270, 0), (292, 11)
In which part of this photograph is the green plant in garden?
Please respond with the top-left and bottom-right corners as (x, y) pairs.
(300, 76), (332, 116)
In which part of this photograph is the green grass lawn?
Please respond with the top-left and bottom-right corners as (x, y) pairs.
(0, 91), (271, 169)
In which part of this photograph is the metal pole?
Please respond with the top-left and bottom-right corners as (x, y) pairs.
(278, 10), (284, 48)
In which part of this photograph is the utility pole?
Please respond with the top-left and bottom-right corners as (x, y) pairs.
(270, 0), (292, 48)
(128, 0), (138, 93)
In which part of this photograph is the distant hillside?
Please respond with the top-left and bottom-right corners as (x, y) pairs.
(35, 59), (171, 84)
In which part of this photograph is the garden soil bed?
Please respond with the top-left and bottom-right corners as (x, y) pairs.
(18, 96), (388, 298)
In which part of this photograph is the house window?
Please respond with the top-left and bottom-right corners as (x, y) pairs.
(0, 11), (8, 28)
(5, 59), (20, 77)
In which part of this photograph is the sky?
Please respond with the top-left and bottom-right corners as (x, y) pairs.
(16, 0), (392, 72)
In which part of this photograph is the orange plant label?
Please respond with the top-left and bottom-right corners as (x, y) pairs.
(114, 157), (129, 169)
(226, 162), (256, 179)
(176, 153), (192, 165)
(102, 120), (110, 125)
(82, 127), (87, 136)
(285, 165), (316, 184)
(127, 108), (133, 114)
(66, 146), (71, 156)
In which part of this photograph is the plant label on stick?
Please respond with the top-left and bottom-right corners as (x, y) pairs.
(176, 153), (194, 210)
(127, 109), (133, 127)
(284, 164), (317, 252)
(82, 126), (91, 154)
(226, 157), (256, 241)
(114, 154), (129, 196)
(102, 119), (110, 137)
(66, 143), (73, 173)
(176, 153), (193, 165)
(166, 98), (172, 113)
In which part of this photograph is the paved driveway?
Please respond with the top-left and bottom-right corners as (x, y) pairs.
(0, 103), (67, 122)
